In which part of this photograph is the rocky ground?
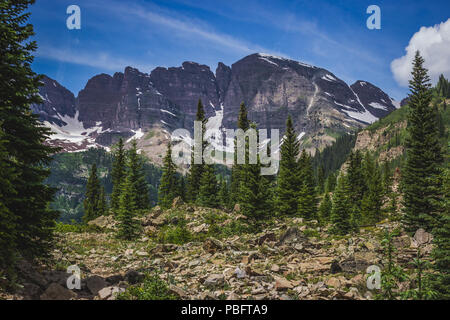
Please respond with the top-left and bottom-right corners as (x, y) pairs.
(0, 198), (433, 300)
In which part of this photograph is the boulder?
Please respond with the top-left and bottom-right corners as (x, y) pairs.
(412, 228), (433, 247)
(98, 286), (125, 300)
(172, 196), (184, 208)
(86, 275), (107, 295)
(203, 237), (223, 253)
(274, 277), (293, 291)
(278, 227), (306, 245)
(87, 215), (116, 229)
(169, 285), (188, 299)
(40, 283), (77, 300)
(203, 274), (225, 288)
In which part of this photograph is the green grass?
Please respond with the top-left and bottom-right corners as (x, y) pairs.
(117, 273), (177, 300)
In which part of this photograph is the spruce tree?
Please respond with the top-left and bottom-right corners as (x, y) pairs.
(430, 167), (450, 299)
(83, 164), (101, 223)
(361, 160), (384, 224)
(330, 174), (352, 235)
(128, 140), (150, 210)
(276, 115), (301, 215)
(187, 99), (206, 202)
(317, 165), (325, 194)
(197, 164), (218, 208)
(318, 193), (332, 224)
(347, 150), (366, 207)
(98, 186), (108, 216)
(297, 150), (318, 220)
(325, 172), (337, 193)
(116, 174), (140, 240)
(0, 0), (59, 262)
(158, 142), (179, 209)
(0, 131), (17, 275)
(111, 138), (126, 213)
(218, 177), (230, 209)
(401, 51), (443, 233)
(230, 102), (250, 206)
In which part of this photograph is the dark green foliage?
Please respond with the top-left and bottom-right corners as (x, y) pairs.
(111, 138), (126, 213)
(350, 204), (362, 233)
(376, 229), (408, 300)
(436, 74), (450, 98)
(158, 143), (179, 209)
(187, 99), (207, 202)
(312, 133), (357, 178)
(317, 165), (325, 194)
(117, 273), (177, 300)
(218, 177), (231, 210)
(401, 52), (444, 233)
(116, 173), (140, 240)
(0, 0), (59, 267)
(346, 150), (366, 208)
(330, 174), (352, 235)
(230, 102), (250, 206)
(276, 116), (301, 215)
(47, 148), (161, 223)
(430, 167), (450, 299)
(83, 164), (102, 223)
(325, 172), (337, 193)
(318, 193), (332, 224)
(361, 154), (384, 224)
(127, 140), (150, 210)
(197, 164), (218, 208)
(157, 219), (192, 245)
(297, 150), (318, 220)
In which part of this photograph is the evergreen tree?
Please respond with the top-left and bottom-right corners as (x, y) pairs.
(218, 177), (230, 209)
(276, 116), (301, 215)
(187, 100), (207, 202)
(430, 167), (450, 299)
(128, 140), (150, 210)
(111, 138), (126, 213)
(350, 204), (362, 233)
(98, 186), (108, 216)
(0, 0), (59, 263)
(229, 102), (250, 206)
(297, 150), (318, 219)
(318, 193), (332, 224)
(325, 172), (337, 193)
(347, 150), (366, 207)
(116, 174), (140, 240)
(330, 174), (352, 235)
(0, 131), (17, 276)
(239, 124), (273, 220)
(402, 51), (443, 233)
(317, 165), (325, 194)
(381, 161), (392, 196)
(83, 164), (101, 223)
(158, 142), (179, 209)
(362, 157), (384, 224)
(197, 164), (218, 208)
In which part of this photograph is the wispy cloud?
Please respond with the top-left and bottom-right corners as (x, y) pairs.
(36, 46), (155, 73)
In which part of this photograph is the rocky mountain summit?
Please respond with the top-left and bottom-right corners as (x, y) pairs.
(2, 199), (432, 300)
(33, 53), (399, 160)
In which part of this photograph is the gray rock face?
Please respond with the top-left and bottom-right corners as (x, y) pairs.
(350, 80), (398, 118)
(34, 53), (400, 154)
(31, 75), (76, 126)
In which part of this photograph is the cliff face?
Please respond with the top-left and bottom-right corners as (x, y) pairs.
(33, 53), (400, 156)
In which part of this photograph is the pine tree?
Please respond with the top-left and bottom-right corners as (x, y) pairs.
(297, 150), (318, 220)
(83, 164), (101, 223)
(128, 140), (150, 210)
(402, 51), (443, 233)
(230, 102), (250, 206)
(218, 177), (230, 209)
(197, 164), (218, 208)
(362, 156), (384, 224)
(318, 193), (332, 224)
(0, 0), (59, 263)
(158, 142), (179, 209)
(350, 204), (362, 233)
(187, 99), (206, 202)
(430, 167), (450, 299)
(0, 131), (18, 276)
(381, 161), (392, 196)
(330, 174), (352, 235)
(116, 174), (140, 240)
(276, 115), (301, 215)
(98, 186), (108, 216)
(317, 165), (325, 194)
(325, 172), (337, 193)
(111, 138), (126, 213)
(347, 150), (366, 208)
(239, 125), (273, 221)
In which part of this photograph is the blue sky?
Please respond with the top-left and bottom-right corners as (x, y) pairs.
(30, 0), (450, 100)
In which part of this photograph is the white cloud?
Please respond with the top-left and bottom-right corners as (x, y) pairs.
(36, 46), (154, 73)
(391, 19), (450, 87)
